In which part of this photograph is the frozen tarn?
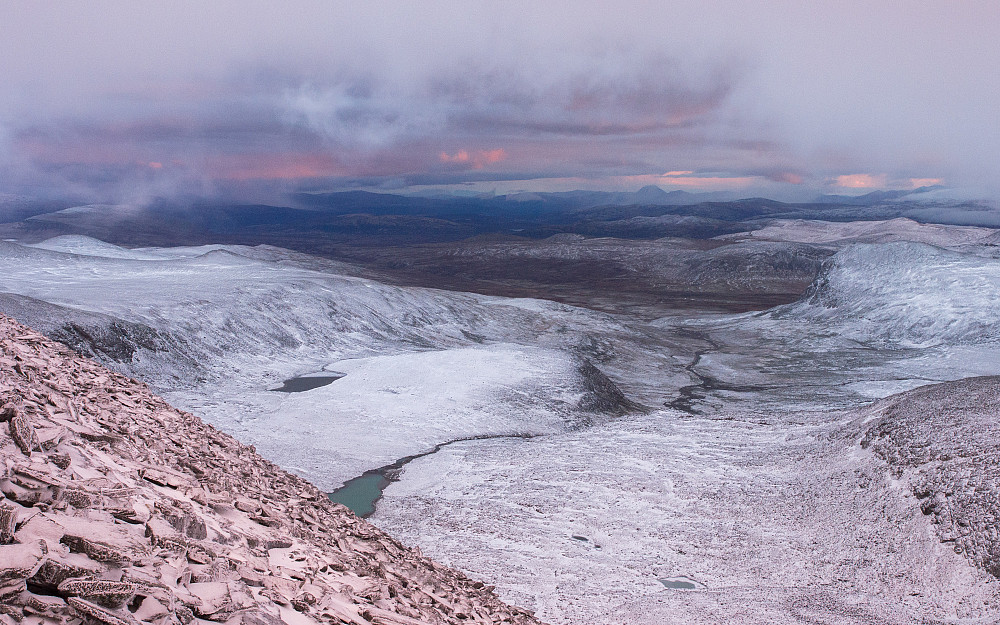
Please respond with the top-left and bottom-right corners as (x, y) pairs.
(227, 345), (624, 490)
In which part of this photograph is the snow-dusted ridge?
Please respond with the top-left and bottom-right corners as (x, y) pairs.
(719, 216), (1000, 247)
(770, 241), (1000, 347)
(0, 236), (646, 489)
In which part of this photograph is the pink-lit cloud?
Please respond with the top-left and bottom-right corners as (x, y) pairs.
(910, 177), (944, 188)
(439, 149), (507, 169)
(834, 173), (888, 189)
(0, 2), (996, 200)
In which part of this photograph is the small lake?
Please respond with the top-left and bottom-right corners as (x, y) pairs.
(327, 450), (420, 518)
(270, 373), (344, 393)
(328, 433), (538, 518)
(658, 577), (699, 589)
(328, 472), (390, 518)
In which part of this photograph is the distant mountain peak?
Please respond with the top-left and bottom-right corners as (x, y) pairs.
(635, 184), (669, 199)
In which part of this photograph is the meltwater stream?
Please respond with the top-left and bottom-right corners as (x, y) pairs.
(328, 434), (537, 517)
(267, 371), (539, 518)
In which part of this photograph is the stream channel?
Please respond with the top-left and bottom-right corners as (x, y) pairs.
(328, 434), (536, 517)
(271, 372), (538, 518)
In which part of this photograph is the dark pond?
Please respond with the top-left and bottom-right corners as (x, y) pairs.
(270, 373), (343, 393)
(658, 577), (698, 589)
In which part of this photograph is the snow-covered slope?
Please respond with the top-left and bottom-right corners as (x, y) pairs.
(770, 242), (1000, 347)
(27, 234), (167, 259)
(7, 232), (1000, 624)
(0, 238), (592, 381)
(0, 236), (646, 487)
(724, 217), (1000, 248)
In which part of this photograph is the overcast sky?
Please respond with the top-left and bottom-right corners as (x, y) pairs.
(1, 1), (998, 202)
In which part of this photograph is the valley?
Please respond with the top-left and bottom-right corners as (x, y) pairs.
(1, 213), (999, 623)
(5, 6), (1000, 624)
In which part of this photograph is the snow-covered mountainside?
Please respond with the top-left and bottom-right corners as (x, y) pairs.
(770, 242), (1000, 347)
(0, 314), (540, 625)
(375, 381), (1000, 625)
(0, 236), (650, 489)
(4, 227), (1000, 624)
(721, 216), (1000, 247)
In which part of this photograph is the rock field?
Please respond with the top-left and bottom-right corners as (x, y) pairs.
(860, 376), (1000, 578)
(0, 314), (541, 625)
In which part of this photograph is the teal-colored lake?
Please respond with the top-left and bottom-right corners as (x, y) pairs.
(328, 433), (537, 518)
(328, 472), (390, 518)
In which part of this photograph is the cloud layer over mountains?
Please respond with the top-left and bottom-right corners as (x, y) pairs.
(2, 1), (998, 201)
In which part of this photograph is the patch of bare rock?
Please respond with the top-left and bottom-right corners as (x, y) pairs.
(0, 314), (541, 625)
(860, 376), (1000, 579)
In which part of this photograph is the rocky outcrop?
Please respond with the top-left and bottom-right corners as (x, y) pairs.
(575, 360), (647, 416)
(0, 293), (169, 365)
(860, 376), (1000, 577)
(0, 314), (541, 625)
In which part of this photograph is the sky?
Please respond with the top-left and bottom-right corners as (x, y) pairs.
(1, 1), (998, 203)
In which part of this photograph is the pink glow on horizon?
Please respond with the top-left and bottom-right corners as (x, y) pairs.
(910, 177), (944, 188)
(208, 153), (343, 181)
(834, 173), (888, 189)
(623, 173), (759, 189)
(439, 148), (506, 169)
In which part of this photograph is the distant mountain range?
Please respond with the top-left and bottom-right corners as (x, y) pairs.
(381, 184), (956, 209)
(0, 186), (995, 255)
(812, 185), (947, 205)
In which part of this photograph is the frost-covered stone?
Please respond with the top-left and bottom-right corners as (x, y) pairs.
(66, 597), (141, 625)
(8, 410), (37, 456)
(0, 313), (541, 625)
(0, 540), (46, 599)
(0, 506), (15, 544)
(57, 578), (145, 608)
(861, 376), (1000, 577)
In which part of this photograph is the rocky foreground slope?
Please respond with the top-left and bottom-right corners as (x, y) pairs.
(0, 314), (541, 625)
(861, 376), (1000, 578)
